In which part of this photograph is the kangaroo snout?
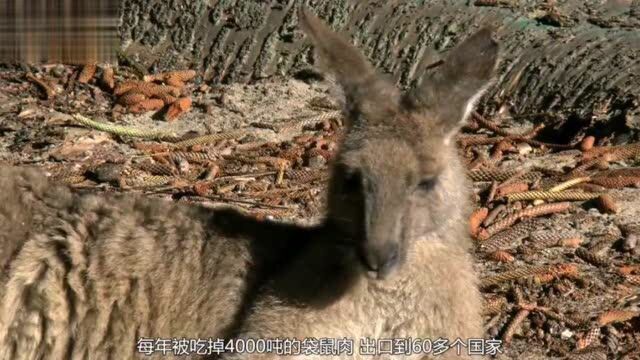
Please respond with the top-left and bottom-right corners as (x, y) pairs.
(362, 241), (400, 280)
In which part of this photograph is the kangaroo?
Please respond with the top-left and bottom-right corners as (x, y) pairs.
(0, 7), (498, 360)
(0, 165), (329, 360)
(220, 7), (499, 360)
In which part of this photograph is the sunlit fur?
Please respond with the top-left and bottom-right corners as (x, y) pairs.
(225, 6), (499, 360)
(0, 6), (498, 360)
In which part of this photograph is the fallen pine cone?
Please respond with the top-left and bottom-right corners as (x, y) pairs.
(595, 167), (640, 177)
(580, 136), (596, 152)
(286, 169), (326, 183)
(129, 99), (165, 113)
(617, 264), (640, 276)
(478, 202), (572, 240)
(114, 80), (181, 98)
(596, 194), (618, 214)
(118, 91), (147, 105)
(596, 310), (640, 326)
(114, 80), (139, 95)
(529, 231), (582, 248)
(469, 207), (489, 237)
(532, 273), (556, 284)
(144, 69), (196, 88)
(583, 143), (640, 162)
(625, 274), (640, 285)
(480, 263), (578, 288)
(468, 167), (521, 182)
(559, 236), (584, 248)
(495, 182), (529, 197)
(506, 190), (601, 202)
(165, 97), (192, 121)
(478, 219), (539, 252)
(132, 142), (171, 152)
(483, 296), (507, 315)
(575, 247), (609, 267)
(486, 250), (514, 262)
(78, 63), (97, 83)
(166, 70), (196, 87)
(101, 65), (115, 90)
(590, 176), (640, 189)
(157, 93), (178, 105)
(576, 327), (600, 351)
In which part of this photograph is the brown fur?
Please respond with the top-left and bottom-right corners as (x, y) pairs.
(223, 7), (499, 360)
(0, 7), (498, 360)
(0, 166), (317, 359)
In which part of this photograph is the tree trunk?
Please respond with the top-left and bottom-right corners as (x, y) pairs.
(119, 0), (640, 140)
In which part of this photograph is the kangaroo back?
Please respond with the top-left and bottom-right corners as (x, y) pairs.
(0, 166), (316, 359)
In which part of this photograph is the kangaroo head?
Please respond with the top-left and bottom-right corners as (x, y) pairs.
(298, 7), (499, 279)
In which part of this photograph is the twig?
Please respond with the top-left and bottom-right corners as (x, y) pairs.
(486, 181), (498, 204)
(71, 114), (179, 141)
(502, 309), (530, 344)
(483, 204), (506, 227)
(26, 72), (56, 99)
(205, 195), (293, 210)
(549, 177), (592, 192)
(472, 112), (574, 149)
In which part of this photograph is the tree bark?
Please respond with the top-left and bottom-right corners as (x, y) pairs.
(119, 0), (640, 139)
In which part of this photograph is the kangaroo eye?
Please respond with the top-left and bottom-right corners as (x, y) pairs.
(417, 177), (438, 191)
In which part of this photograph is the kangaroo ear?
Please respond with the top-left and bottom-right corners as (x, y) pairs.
(298, 6), (400, 124)
(406, 28), (499, 142)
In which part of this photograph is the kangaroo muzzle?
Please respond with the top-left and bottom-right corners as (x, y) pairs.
(362, 241), (400, 280)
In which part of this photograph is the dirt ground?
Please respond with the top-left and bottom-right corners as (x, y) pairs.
(0, 64), (639, 359)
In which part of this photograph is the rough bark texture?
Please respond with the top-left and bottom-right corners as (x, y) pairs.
(119, 0), (640, 139)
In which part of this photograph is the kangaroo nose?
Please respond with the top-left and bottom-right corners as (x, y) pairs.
(363, 242), (400, 280)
